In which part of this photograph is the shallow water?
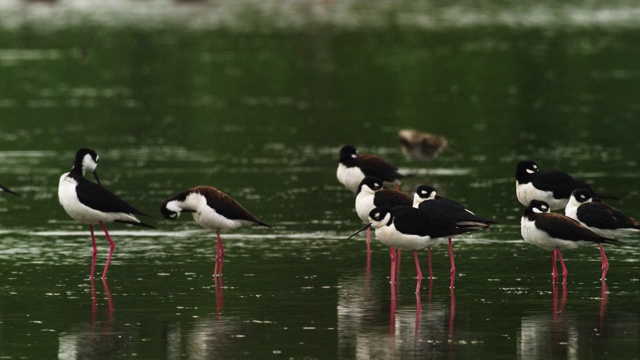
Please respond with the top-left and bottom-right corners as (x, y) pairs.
(1, 1), (640, 359)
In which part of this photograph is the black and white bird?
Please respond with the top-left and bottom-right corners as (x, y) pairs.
(515, 160), (617, 210)
(521, 200), (619, 283)
(0, 183), (19, 197)
(58, 148), (153, 279)
(349, 206), (478, 291)
(565, 188), (639, 279)
(355, 176), (412, 252)
(337, 145), (409, 193)
(161, 186), (270, 276)
(412, 185), (496, 228)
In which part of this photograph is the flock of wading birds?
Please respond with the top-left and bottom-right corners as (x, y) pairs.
(0, 147), (636, 292)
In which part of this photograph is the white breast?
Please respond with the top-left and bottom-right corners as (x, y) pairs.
(516, 182), (567, 210)
(520, 216), (580, 251)
(337, 164), (365, 193)
(355, 192), (375, 223)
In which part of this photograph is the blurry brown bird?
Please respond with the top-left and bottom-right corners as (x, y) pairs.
(398, 129), (448, 162)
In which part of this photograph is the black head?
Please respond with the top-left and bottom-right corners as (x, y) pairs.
(571, 188), (593, 204)
(160, 199), (180, 220)
(73, 148), (101, 184)
(368, 206), (393, 228)
(516, 160), (539, 182)
(339, 145), (358, 162)
(357, 176), (384, 194)
(415, 185), (436, 200)
(527, 199), (550, 214)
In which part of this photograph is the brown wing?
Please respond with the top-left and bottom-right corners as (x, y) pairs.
(194, 186), (270, 227)
(537, 212), (611, 243)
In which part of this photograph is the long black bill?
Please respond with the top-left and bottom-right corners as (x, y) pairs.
(0, 184), (20, 197)
(347, 223), (372, 239)
(93, 170), (101, 185)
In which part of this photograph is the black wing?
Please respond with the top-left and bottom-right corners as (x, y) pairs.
(577, 202), (639, 230)
(392, 206), (477, 238)
(374, 189), (412, 208)
(536, 213), (617, 244)
(198, 187), (270, 227)
(533, 171), (582, 199)
(76, 181), (148, 216)
(357, 155), (407, 181)
(419, 198), (496, 225)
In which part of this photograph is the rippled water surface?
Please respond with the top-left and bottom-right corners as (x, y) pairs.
(1, 1), (640, 359)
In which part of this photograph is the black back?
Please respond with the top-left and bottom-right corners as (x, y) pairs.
(390, 206), (478, 238)
(577, 202), (639, 230)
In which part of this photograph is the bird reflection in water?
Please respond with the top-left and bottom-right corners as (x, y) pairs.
(58, 279), (118, 358)
(518, 281), (610, 360)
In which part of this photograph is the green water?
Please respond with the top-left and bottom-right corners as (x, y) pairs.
(1, 1), (640, 359)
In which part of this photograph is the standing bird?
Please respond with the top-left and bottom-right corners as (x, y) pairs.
(161, 186), (270, 276)
(515, 160), (617, 210)
(412, 185), (496, 228)
(520, 200), (619, 283)
(349, 206), (478, 291)
(355, 176), (412, 253)
(337, 145), (409, 193)
(58, 148), (153, 279)
(398, 129), (448, 162)
(565, 188), (639, 279)
(0, 183), (20, 197)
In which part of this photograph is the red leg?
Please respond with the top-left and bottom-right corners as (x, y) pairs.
(395, 182), (400, 191)
(389, 247), (397, 284)
(214, 229), (225, 276)
(551, 249), (558, 283)
(396, 249), (402, 280)
(90, 225), (97, 279)
(448, 238), (456, 288)
(599, 244), (609, 281)
(427, 247), (433, 280)
(99, 222), (115, 279)
(413, 249), (422, 294)
(365, 227), (371, 253)
(557, 248), (568, 284)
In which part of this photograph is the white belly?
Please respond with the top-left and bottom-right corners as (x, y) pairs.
(375, 224), (446, 250)
(516, 181), (567, 210)
(355, 193), (375, 223)
(337, 164), (365, 193)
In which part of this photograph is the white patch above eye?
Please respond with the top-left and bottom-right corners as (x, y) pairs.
(95, 155), (100, 162)
(375, 183), (381, 188)
(374, 212), (380, 218)
(532, 207), (544, 213)
(351, 154), (357, 158)
(526, 169), (535, 174)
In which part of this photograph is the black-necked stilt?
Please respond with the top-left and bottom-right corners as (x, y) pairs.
(515, 160), (617, 210)
(161, 186), (270, 276)
(565, 188), (638, 279)
(521, 200), (619, 283)
(412, 185), (496, 228)
(355, 176), (412, 253)
(398, 129), (448, 162)
(0, 183), (19, 197)
(58, 148), (153, 279)
(349, 206), (478, 291)
(337, 145), (409, 193)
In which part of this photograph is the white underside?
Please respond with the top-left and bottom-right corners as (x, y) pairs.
(58, 173), (141, 225)
(516, 181), (567, 210)
(375, 223), (446, 250)
(337, 164), (365, 193)
(520, 217), (580, 251)
(355, 192), (375, 223)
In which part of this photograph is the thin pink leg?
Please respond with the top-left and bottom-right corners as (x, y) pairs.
(90, 225), (97, 279)
(427, 247), (433, 280)
(214, 229), (225, 276)
(395, 182), (400, 191)
(551, 249), (558, 283)
(557, 248), (568, 284)
(389, 247), (397, 284)
(99, 222), (115, 279)
(396, 249), (402, 279)
(366, 227), (371, 253)
(413, 249), (422, 294)
(599, 244), (609, 281)
(448, 238), (456, 288)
